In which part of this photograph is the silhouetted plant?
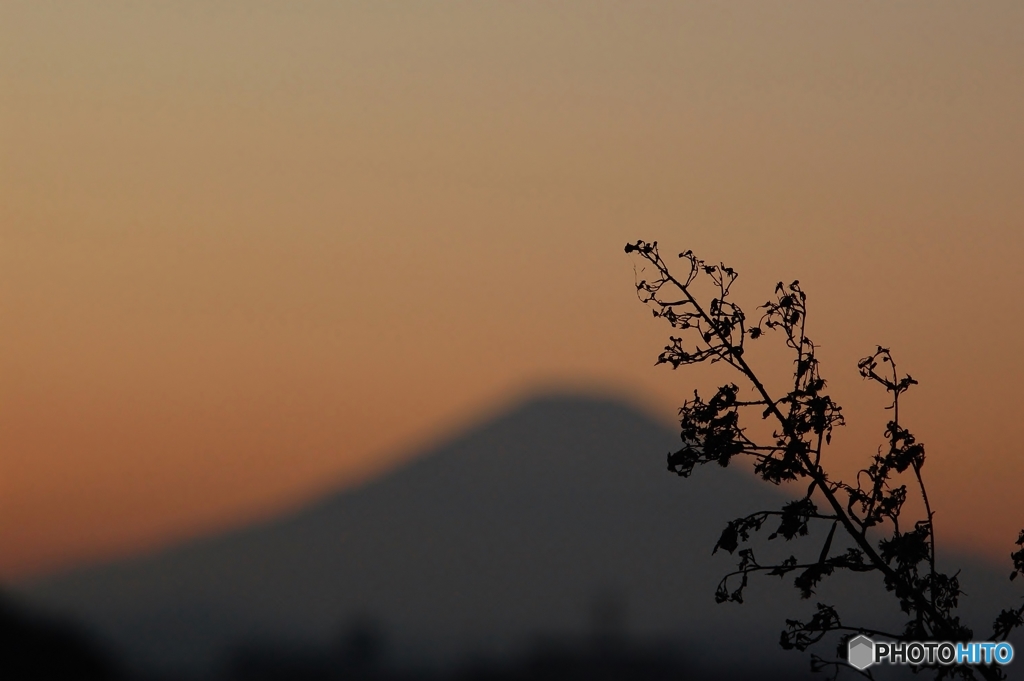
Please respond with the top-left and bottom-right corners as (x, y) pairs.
(625, 240), (1024, 680)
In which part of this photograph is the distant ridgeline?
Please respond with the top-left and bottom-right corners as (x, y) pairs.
(14, 395), (1020, 680)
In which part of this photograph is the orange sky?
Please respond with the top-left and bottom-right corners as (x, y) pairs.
(2, 2), (1023, 580)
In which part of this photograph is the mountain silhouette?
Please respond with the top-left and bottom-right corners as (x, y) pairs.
(13, 394), (1021, 679)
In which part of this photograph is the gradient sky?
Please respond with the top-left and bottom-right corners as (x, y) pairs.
(2, 1), (1023, 580)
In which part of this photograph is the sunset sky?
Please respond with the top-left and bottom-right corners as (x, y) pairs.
(2, 1), (1023, 580)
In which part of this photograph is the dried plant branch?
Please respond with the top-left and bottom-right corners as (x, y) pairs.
(626, 240), (1022, 680)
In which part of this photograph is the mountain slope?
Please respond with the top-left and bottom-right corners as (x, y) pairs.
(15, 394), (1020, 678)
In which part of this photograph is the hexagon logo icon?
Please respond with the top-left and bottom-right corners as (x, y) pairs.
(848, 635), (875, 670)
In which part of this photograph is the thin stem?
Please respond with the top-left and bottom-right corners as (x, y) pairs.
(890, 356), (937, 617)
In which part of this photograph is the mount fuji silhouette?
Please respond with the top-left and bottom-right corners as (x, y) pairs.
(13, 394), (1020, 679)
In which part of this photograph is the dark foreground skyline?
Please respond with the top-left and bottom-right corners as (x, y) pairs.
(2, 588), (813, 681)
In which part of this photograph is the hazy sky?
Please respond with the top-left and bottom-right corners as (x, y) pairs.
(3, 1), (1023, 579)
